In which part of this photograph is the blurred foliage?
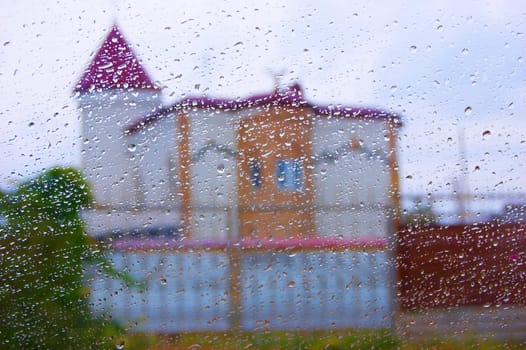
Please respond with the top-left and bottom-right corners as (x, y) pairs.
(121, 330), (400, 350)
(0, 167), (121, 349)
(401, 196), (437, 227)
(121, 330), (526, 350)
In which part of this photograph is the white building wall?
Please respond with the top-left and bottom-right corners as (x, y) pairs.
(78, 90), (161, 207)
(312, 117), (391, 238)
(133, 116), (179, 208)
(78, 89), (184, 237)
(84, 113), (183, 238)
(187, 109), (240, 239)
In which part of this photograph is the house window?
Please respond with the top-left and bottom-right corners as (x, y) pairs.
(276, 159), (303, 191)
(249, 160), (262, 189)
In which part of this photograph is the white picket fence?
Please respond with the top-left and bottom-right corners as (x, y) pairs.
(88, 239), (393, 332)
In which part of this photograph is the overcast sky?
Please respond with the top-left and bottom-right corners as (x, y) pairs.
(1, 0), (525, 199)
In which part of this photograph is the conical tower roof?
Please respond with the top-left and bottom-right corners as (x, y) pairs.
(75, 25), (160, 93)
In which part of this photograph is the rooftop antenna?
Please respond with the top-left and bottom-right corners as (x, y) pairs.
(266, 68), (286, 91)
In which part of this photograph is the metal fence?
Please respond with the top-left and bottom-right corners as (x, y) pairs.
(401, 192), (525, 225)
(88, 238), (393, 332)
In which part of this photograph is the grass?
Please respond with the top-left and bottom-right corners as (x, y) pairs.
(119, 329), (526, 350)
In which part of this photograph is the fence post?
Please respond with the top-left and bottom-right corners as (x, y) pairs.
(387, 208), (401, 332)
(225, 206), (242, 330)
(228, 244), (242, 331)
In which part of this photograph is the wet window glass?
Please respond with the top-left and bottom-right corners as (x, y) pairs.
(1, 1), (525, 349)
(276, 159), (303, 190)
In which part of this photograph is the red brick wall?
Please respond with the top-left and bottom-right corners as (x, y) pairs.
(397, 223), (526, 309)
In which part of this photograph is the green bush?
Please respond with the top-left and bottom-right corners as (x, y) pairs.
(0, 167), (120, 349)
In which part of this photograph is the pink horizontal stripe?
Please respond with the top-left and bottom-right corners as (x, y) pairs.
(111, 236), (388, 251)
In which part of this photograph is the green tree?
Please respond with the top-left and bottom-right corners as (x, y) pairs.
(0, 167), (120, 349)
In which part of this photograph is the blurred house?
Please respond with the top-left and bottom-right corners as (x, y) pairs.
(75, 25), (401, 240)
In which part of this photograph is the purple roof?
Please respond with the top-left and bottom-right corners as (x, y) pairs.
(125, 83), (400, 133)
(75, 25), (160, 93)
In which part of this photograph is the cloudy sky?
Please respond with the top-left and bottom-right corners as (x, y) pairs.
(1, 0), (525, 201)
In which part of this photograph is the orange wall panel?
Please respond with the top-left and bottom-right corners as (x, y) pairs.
(237, 106), (315, 239)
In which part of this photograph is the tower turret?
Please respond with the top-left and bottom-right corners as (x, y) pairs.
(75, 25), (161, 208)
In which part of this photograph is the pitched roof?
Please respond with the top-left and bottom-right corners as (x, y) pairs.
(75, 25), (160, 93)
(125, 83), (401, 134)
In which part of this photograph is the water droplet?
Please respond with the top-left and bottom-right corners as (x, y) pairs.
(128, 144), (136, 152)
(461, 48), (469, 55)
(287, 281), (296, 287)
(409, 45), (417, 53)
(217, 164), (225, 174)
(160, 277), (167, 285)
(28, 121), (35, 128)
(464, 106), (472, 115)
(482, 130), (491, 137)
(406, 175), (413, 179)
(436, 25), (444, 31)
